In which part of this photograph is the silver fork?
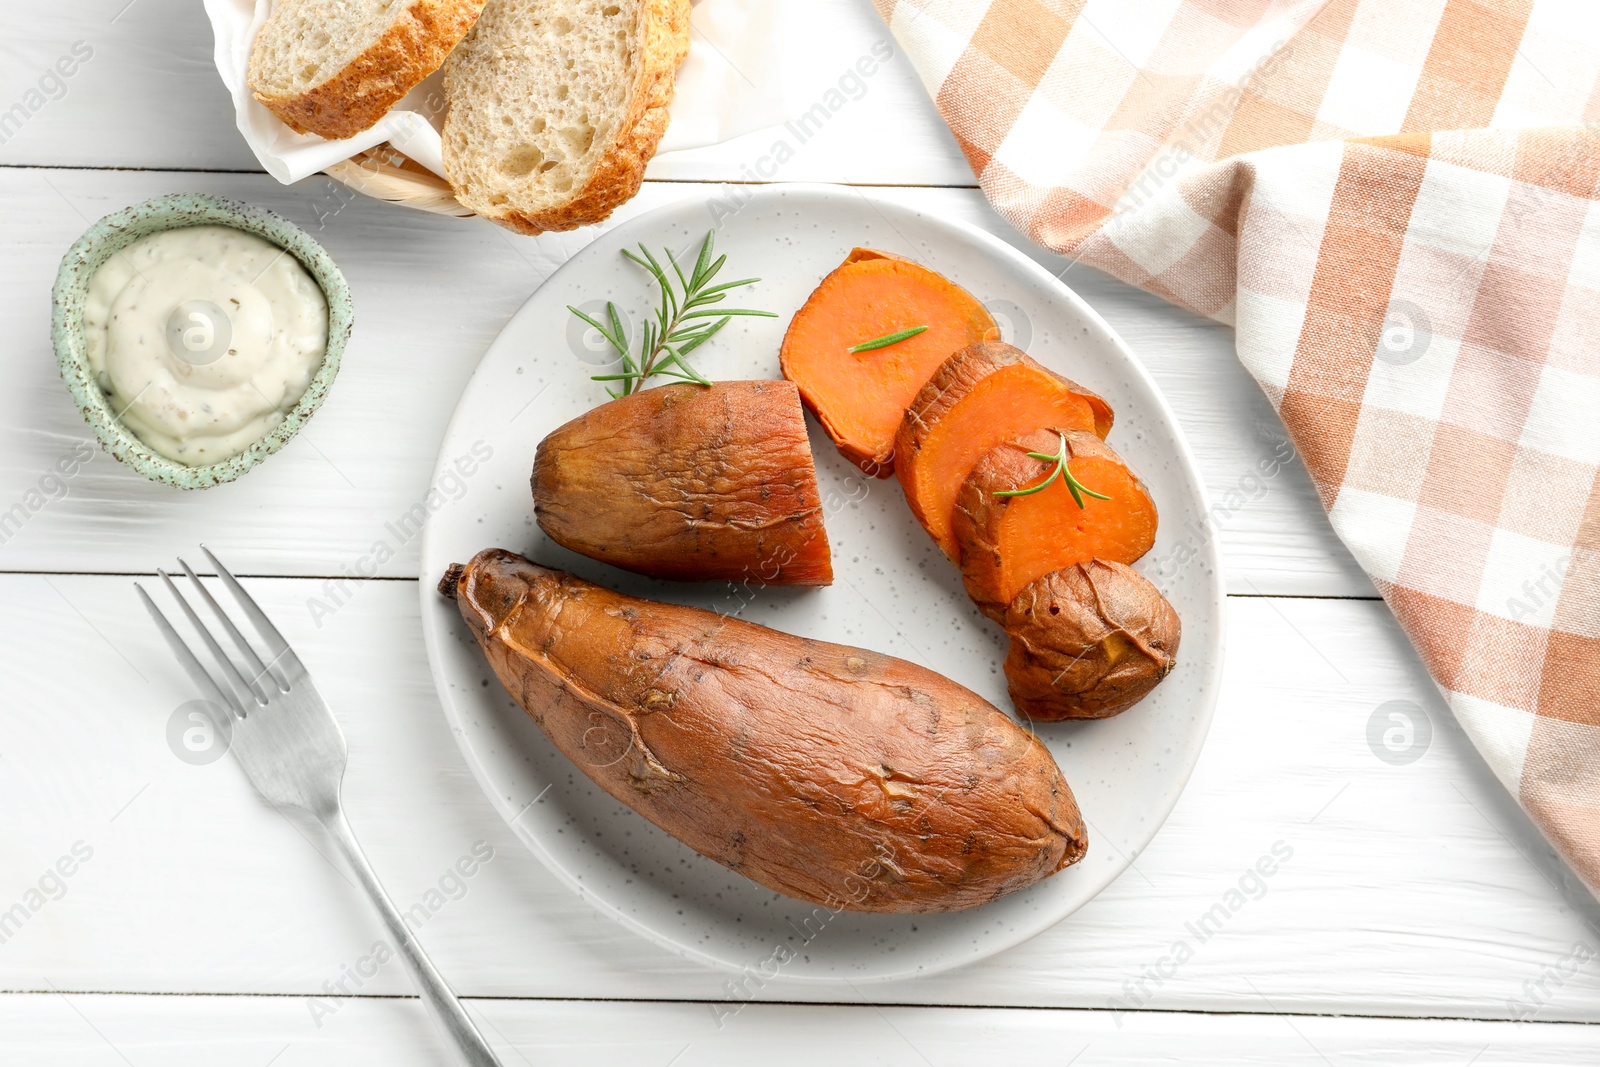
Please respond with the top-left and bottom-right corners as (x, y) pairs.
(137, 547), (502, 1067)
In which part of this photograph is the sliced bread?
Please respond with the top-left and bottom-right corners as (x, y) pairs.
(442, 0), (690, 234)
(249, 0), (486, 140)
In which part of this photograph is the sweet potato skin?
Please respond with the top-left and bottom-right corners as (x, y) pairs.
(954, 429), (1158, 620)
(444, 549), (1086, 912)
(1003, 561), (1180, 720)
(895, 341), (1115, 558)
(781, 249), (997, 477)
(533, 380), (832, 585)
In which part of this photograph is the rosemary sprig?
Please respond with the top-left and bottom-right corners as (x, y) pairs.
(994, 431), (1111, 507)
(849, 325), (929, 353)
(568, 230), (777, 397)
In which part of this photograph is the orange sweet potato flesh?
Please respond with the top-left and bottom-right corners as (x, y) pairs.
(895, 341), (1114, 559)
(1003, 561), (1180, 721)
(780, 249), (997, 477)
(442, 550), (1086, 912)
(954, 429), (1158, 620)
(533, 380), (832, 585)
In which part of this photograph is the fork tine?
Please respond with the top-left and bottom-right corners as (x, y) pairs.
(159, 568), (267, 709)
(201, 545), (305, 679)
(137, 583), (245, 720)
(178, 557), (287, 693)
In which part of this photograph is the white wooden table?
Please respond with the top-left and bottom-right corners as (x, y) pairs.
(4, 2), (1599, 1063)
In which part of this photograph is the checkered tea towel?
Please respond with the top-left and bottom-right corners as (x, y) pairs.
(872, 0), (1600, 893)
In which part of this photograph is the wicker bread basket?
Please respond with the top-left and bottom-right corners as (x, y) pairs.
(322, 143), (475, 218)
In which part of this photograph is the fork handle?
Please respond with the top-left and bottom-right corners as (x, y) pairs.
(321, 807), (503, 1066)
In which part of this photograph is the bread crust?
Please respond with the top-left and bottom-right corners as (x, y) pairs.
(249, 0), (486, 141)
(445, 0), (691, 234)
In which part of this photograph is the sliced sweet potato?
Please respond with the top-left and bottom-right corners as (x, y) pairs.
(954, 429), (1157, 620)
(895, 340), (1114, 559)
(533, 380), (832, 585)
(1002, 561), (1180, 720)
(780, 248), (997, 476)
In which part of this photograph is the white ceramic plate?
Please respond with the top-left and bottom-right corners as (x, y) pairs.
(420, 185), (1224, 983)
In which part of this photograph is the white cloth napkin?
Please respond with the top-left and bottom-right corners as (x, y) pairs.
(203, 0), (804, 184)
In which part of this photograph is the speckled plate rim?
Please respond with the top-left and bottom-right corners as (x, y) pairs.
(420, 184), (1227, 984)
(50, 192), (353, 489)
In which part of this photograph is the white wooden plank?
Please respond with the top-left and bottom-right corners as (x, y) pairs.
(1, 169), (1369, 596)
(4, 994), (1598, 1066)
(0, 0), (257, 171)
(2, 574), (1592, 1020)
(0, 0), (976, 186)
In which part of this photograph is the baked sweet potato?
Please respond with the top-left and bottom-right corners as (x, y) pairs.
(533, 380), (832, 585)
(895, 341), (1114, 559)
(780, 249), (997, 476)
(441, 549), (1086, 912)
(1002, 561), (1180, 720)
(954, 429), (1157, 620)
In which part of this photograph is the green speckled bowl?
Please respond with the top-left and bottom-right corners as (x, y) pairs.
(51, 193), (353, 490)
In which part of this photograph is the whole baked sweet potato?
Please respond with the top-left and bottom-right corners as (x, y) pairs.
(1003, 560), (1180, 720)
(533, 380), (832, 585)
(442, 549), (1086, 912)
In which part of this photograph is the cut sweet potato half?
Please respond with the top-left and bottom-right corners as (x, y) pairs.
(780, 248), (997, 476)
(1002, 560), (1180, 721)
(895, 340), (1113, 559)
(533, 380), (832, 585)
(954, 429), (1157, 620)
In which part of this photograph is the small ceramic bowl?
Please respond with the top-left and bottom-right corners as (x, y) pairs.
(51, 193), (354, 490)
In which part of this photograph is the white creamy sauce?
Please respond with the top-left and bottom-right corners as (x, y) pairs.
(82, 225), (328, 466)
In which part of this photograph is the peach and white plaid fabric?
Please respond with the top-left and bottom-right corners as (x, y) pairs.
(873, 0), (1600, 891)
